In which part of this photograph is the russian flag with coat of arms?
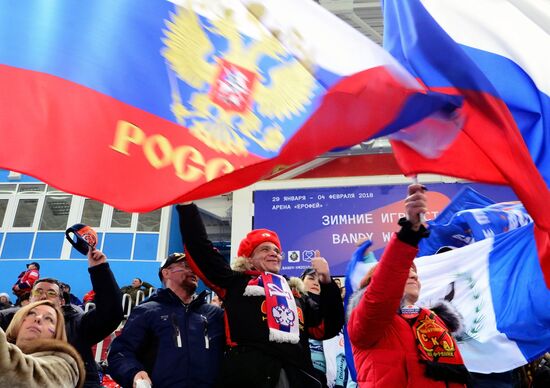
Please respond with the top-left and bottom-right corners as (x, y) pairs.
(0, 0), (460, 212)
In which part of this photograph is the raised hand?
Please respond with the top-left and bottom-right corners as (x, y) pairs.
(311, 250), (331, 284)
(87, 247), (107, 267)
(404, 184), (428, 231)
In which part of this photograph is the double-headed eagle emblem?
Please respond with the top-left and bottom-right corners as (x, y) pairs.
(162, 1), (317, 156)
(272, 305), (296, 327)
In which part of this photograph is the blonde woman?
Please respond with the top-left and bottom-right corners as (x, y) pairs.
(1, 300), (85, 387)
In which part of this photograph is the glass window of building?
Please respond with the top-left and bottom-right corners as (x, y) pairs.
(46, 186), (65, 194)
(137, 209), (162, 232)
(17, 184), (46, 194)
(0, 198), (8, 227)
(39, 195), (73, 230)
(81, 199), (104, 227)
(13, 198), (39, 227)
(111, 208), (132, 228)
(0, 184), (17, 194)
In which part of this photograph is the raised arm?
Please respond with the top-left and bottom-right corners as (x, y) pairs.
(348, 184), (427, 348)
(306, 253), (345, 339)
(177, 204), (236, 294)
(78, 249), (124, 345)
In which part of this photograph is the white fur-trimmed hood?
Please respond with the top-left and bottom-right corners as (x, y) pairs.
(231, 256), (252, 272)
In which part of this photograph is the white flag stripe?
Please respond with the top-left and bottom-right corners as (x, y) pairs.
(421, 0), (550, 95)
(415, 238), (525, 372)
(243, 0), (417, 78)
(458, 332), (527, 373)
(170, 0), (422, 84)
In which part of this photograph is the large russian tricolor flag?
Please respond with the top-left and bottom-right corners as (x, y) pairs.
(0, 0), (460, 212)
(383, 0), (550, 286)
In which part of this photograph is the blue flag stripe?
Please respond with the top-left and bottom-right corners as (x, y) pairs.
(0, 1), (175, 120)
(489, 223), (550, 362)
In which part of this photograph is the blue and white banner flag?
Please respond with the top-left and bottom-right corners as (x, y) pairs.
(345, 188), (548, 374)
(419, 187), (532, 256)
(416, 222), (550, 373)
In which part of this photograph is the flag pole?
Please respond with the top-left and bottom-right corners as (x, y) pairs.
(410, 175), (427, 224)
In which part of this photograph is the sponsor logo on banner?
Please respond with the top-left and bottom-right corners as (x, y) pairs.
(302, 250), (315, 262)
(287, 250), (300, 263)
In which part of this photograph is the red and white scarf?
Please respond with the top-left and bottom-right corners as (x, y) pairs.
(244, 271), (300, 344)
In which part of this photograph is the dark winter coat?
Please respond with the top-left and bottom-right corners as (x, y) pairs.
(108, 288), (224, 388)
(177, 204), (344, 388)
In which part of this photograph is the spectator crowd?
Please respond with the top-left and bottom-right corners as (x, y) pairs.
(1, 185), (549, 388)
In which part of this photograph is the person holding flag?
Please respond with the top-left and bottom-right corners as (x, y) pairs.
(347, 184), (470, 387)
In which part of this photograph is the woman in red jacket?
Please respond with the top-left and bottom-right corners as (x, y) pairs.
(347, 184), (470, 387)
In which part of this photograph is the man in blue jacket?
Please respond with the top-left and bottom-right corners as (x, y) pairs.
(108, 253), (225, 388)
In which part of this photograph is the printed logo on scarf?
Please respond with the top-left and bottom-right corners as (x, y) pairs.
(262, 300), (302, 325)
(272, 305), (296, 327)
(416, 315), (456, 358)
